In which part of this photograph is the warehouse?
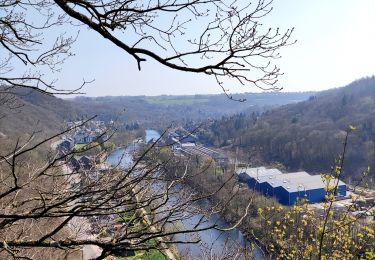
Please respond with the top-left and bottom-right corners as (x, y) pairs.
(236, 167), (347, 205)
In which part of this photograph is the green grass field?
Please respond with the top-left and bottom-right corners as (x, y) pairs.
(123, 250), (166, 260)
(73, 143), (87, 151)
(116, 240), (167, 260)
(145, 96), (209, 106)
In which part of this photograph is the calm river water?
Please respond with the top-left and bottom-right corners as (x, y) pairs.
(107, 130), (264, 259)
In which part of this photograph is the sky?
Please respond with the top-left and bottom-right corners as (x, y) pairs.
(47, 0), (375, 96)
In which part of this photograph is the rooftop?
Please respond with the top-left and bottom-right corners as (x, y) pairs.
(236, 167), (282, 179)
(236, 167), (346, 193)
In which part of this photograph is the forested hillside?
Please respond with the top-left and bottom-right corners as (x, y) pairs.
(68, 92), (313, 128)
(0, 89), (313, 145)
(3, 79), (373, 183)
(0, 89), (82, 137)
(0, 89), (313, 138)
(198, 77), (375, 182)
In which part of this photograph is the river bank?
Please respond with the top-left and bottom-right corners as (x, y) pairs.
(107, 129), (266, 259)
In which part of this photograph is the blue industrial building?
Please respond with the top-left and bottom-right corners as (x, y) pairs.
(237, 167), (347, 205)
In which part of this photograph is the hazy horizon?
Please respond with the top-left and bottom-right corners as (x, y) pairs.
(61, 75), (373, 98)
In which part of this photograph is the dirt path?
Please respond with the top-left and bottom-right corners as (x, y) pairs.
(134, 192), (177, 260)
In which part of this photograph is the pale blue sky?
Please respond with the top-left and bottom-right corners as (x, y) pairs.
(51, 0), (375, 96)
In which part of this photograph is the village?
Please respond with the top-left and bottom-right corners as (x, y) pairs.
(55, 120), (107, 152)
(52, 123), (374, 259)
(54, 121), (134, 259)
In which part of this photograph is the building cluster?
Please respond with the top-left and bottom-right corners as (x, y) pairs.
(236, 167), (347, 206)
(56, 120), (106, 152)
(167, 128), (228, 165)
(182, 145), (229, 164)
(167, 129), (198, 148)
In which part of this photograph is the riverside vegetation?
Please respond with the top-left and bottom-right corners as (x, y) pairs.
(150, 127), (375, 259)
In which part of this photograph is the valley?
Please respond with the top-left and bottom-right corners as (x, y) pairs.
(1, 77), (374, 259)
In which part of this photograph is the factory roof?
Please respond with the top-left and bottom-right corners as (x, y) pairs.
(280, 175), (346, 193)
(237, 167), (346, 192)
(259, 171), (310, 183)
(236, 167), (282, 179)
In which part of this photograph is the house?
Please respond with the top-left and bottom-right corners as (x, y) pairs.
(70, 156), (93, 171)
(56, 139), (73, 152)
(73, 130), (99, 144)
(74, 130), (89, 144)
(180, 135), (197, 144)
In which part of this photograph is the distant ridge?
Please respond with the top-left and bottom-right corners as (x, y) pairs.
(69, 91), (314, 128)
(0, 88), (314, 137)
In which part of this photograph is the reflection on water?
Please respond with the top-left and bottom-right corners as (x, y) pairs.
(106, 129), (264, 259)
(145, 129), (161, 143)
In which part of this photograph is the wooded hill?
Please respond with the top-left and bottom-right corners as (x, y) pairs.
(0, 89), (82, 138)
(68, 92), (313, 129)
(3, 79), (373, 183)
(198, 77), (375, 183)
(0, 88), (312, 141)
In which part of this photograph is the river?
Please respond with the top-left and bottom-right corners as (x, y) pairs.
(107, 129), (264, 259)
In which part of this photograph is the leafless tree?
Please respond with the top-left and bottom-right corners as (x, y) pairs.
(1, 0), (293, 100)
(0, 121), (259, 259)
(0, 0), (79, 119)
(1, 0), (294, 258)
(0, 0), (79, 92)
(54, 0), (294, 98)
